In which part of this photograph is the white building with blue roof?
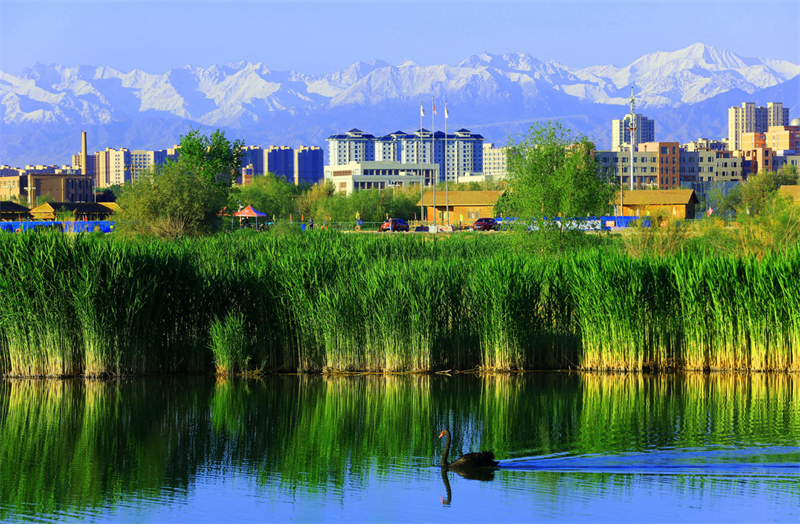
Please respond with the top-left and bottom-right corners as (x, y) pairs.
(326, 127), (484, 184)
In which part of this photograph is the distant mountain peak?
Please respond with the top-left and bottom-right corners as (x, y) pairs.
(1, 44), (798, 166)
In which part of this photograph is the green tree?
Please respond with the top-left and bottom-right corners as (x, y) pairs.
(230, 173), (302, 220)
(739, 169), (798, 216)
(501, 121), (615, 219)
(179, 128), (244, 189)
(498, 121), (616, 251)
(116, 159), (227, 238)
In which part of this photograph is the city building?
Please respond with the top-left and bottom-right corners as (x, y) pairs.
(735, 147), (776, 177)
(265, 146), (295, 181)
(611, 114), (655, 152)
(596, 143), (745, 187)
(240, 146), (266, 175)
(294, 146), (323, 185)
(327, 127), (484, 183)
(773, 153), (800, 172)
(683, 138), (729, 152)
(0, 168), (93, 206)
(482, 143), (509, 179)
(129, 149), (174, 180)
(94, 148), (131, 188)
(727, 102), (790, 151)
(323, 161), (438, 195)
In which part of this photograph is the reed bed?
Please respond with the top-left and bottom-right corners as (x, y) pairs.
(0, 232), (797, 376)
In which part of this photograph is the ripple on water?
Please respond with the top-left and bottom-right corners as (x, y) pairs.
(499, 445), (800, 477)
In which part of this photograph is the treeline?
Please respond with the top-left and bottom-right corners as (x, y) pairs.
(0, 232), (797, 377)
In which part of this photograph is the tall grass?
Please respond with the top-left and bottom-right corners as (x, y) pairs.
(0, 231), (797, 376)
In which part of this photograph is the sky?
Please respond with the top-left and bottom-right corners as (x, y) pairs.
(1, 0), (799, 76)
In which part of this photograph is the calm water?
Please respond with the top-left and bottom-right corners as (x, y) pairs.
(0, 373), (798, 523)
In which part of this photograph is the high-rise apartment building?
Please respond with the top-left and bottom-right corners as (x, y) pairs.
(129, 149), (175, 180)
(611, 114), (655, 152)
(327, 127), (484, 183)
(265, 146), (295, 180)
(294, 146), (323, 185)
(240, 146), (266, 175)
(727, 102), (789, 151)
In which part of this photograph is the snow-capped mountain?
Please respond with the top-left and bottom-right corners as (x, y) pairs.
(1, 43), (797, 166)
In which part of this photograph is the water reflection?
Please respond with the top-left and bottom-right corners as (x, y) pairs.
(0, 373), (798, 522)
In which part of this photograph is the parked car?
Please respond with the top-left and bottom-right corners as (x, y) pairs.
(379, 218), (410, 232)
(471, 217), (498, 231)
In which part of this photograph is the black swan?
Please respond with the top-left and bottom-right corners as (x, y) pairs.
(438, 429), (498, 468)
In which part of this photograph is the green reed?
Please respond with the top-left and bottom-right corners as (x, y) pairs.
(0, 232), (798, 375)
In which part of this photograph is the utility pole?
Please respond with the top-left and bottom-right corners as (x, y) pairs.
(628, 87), (637, 191)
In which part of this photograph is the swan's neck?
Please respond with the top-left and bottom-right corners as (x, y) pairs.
(440, 432), (451, 466)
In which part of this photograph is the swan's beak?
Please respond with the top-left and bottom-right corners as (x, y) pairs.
(438, 431), (444, 438)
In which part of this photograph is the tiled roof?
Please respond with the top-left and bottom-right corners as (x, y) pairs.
(0, 201), (30, 213)
(619, 190), (699, 205)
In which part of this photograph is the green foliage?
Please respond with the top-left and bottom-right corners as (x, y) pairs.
(501, 121), (616, 220)
(1, 233), (798, 376)
(295, 181), (421, 223)
(54, 206), (74, 222)
(116, 159), (228, 238)
(178, 127), (244, 189)
(209, 311), (252, 375)
(735, 192), (800, 257)
(230, 173), (301, 220)
(623, 211), (689, 257)
(738, 169), (798, 216)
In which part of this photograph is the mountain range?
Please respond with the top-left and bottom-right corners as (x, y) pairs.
(1, 43), (798, 167)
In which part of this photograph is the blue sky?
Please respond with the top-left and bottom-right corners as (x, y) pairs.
(1, 0), (798, 75)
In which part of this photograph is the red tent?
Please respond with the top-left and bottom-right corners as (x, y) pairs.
(233, 205), (267, 228)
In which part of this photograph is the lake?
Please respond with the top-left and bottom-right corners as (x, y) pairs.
(1, 373), (798, 523)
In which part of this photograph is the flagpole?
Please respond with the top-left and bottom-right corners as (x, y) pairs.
(432, 96), (436, 226)
(419, 101), (424, 226)
(445, 99), (449, 225)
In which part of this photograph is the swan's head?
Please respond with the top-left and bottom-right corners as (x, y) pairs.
(438, 430), (448, 438)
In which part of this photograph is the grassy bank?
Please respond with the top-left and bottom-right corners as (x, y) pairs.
(0, 231), (798, 376)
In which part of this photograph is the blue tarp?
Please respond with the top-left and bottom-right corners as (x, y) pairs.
(0, 221), (116, 233)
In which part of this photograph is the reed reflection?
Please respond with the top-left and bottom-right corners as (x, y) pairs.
(0, 373), (797, 521)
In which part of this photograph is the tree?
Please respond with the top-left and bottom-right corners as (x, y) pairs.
(739, 169), (798, 216)
(116, 159), (228, 238)
(179, 128), (244, 189)
(230, 173), (302, 220)
(500, 121), (616, 221)
(496, 122), (615, 253)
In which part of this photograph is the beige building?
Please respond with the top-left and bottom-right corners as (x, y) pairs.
(597, 147), (744, 185)
(616, 189), (699, 219)
(418, 190), (504, 224)
(482, 143), (508, 180)
(93, 148), (131, 187)
(323, 161), (438, 195)
(765, 125), (800, 155)
(683, 138), (729, 151)
(728, 102), (789, 151)
(0, 170), (93, 206)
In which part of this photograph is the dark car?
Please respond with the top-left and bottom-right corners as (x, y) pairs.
(471, 217), (498, 231)
(379, 218), (410, 232)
